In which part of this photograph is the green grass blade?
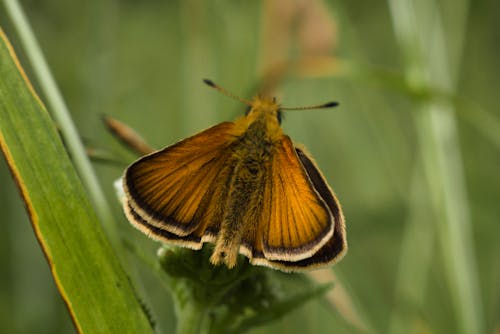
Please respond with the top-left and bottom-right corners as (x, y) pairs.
(389, 164), (435, 333)
(2, 0), (116, 240)
(387, 0), (484, 333)
(0, 29), (153, 333)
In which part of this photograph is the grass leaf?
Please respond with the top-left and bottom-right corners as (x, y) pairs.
(0, 29), (154, 333)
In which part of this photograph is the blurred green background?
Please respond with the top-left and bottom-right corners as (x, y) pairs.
(1, 0), (499, 333)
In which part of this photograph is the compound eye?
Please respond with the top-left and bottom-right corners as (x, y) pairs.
(245, 105), (252, 115)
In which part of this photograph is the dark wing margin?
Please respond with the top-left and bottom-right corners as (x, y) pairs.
(124, 201), (208, 249)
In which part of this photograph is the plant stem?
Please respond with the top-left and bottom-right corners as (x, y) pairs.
(3, 0), (117, 243)
(388, 163), (435, 334)
(388, 0), (484, 333)
(175, 300), (207, 334)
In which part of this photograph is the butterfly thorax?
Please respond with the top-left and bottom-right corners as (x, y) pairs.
(230, 97), (285, 179)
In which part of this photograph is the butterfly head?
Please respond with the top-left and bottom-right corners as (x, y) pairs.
(247, 95), (282, 125)
(203, 79), (338, 134)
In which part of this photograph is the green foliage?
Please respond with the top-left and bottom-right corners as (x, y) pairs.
(156, 246), (332, 334)
(0, 30), (153, 333)
(0, 0), (499, 333)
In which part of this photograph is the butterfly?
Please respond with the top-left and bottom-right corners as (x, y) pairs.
(122, 79), (347, 272)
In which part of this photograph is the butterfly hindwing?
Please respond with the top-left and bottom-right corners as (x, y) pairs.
(123, 122), (240, 238)
(124, 200), (204, 249)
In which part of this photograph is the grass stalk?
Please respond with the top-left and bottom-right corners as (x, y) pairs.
(2, 0), (117, 242)
(0, 28), (154, 333)
(388, 163), (435, 333)
(387, 0), (484, 333)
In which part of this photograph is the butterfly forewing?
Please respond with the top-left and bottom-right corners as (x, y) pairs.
(260, 136), (334, 262)
(124, 122), (239, 236)
(273, 148), (347, 269)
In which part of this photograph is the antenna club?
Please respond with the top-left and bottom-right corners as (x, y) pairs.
(203, 78), (216, 87)
(323, 101), (339, 108)
(280, 100), (340, 111)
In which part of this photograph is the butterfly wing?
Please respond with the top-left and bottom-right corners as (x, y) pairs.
(123, 121), (346, 271)
(269, 147), (347, 270)
(124, 200), (207, 249)
(123, 122), (240, 246)
(243, 137), (346, 270)
(263, 136), (334, 260)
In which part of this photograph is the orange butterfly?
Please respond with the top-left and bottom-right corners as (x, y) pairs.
(122, 80), (347, 272)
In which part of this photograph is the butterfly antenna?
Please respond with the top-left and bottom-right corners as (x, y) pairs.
(281, 101), (339, 111)
(203, 79), (253, 106)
